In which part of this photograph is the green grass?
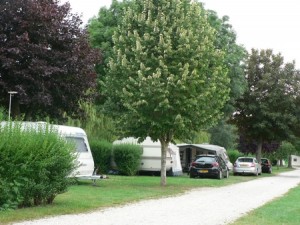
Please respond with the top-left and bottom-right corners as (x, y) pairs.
(0, 167), (293, 225)
(230, 184), (300, 225)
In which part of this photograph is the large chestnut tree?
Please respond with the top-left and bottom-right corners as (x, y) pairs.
(104, 0), (230, 186)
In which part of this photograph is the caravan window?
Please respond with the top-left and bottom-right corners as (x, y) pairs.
(65, 137), (88, 152)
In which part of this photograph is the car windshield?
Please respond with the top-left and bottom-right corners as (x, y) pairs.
(238, 158), (253, 163)
(196, 157), (215, 163)
(261, 159), (268, 163)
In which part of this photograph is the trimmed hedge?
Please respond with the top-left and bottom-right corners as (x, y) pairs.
(90, 140), (113, 174)
(0, 122), (76, 210)
(113, 144), (142, 176)
(227, 149), (243, 164)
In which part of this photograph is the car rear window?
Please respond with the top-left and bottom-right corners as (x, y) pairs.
(238, 158), (253, 163)
(196, 157), (216, 163)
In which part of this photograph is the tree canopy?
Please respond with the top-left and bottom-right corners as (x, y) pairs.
(104, 0), (230, 185)
(233, 49), (300, 162)
(206, 10), (247, 117)
(89, 1), (248, 151)
(0, 0), (101, 120)
(205, 10), (247, 148)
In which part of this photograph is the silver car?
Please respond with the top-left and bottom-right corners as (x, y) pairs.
(233, 157), (262, 176)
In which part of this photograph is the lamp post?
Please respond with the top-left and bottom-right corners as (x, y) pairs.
(8, 91), (18, 121)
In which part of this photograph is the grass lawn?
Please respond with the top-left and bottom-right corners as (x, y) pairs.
(0, 167), (293, 225)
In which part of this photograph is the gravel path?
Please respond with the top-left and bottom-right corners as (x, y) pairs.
(13, 169), (300, 225)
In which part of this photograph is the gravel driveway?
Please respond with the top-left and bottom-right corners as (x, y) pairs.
(13, 169), (300, 225)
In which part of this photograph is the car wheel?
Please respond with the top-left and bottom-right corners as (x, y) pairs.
(233, 172), (237, 176)
(218, 170), (222, 180)
(189, 173), (195, 178)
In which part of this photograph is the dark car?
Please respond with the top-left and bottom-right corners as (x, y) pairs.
(261, 158), (272, 173)
(189, 155), (229, 179)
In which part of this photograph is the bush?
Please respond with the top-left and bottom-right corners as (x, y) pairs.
(227, 149), (243, 164)
(0, 122), (76, 210)
(90, 140), (113, 174)
(113, 144), (142, 176)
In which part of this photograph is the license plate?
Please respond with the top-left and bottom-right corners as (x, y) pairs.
(199, 170), (208, 173)
(240, 164), (248, 167)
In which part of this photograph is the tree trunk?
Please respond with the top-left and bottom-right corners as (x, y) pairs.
(160, 140), (168, 186)
(256, 137), (262, 163)
(288, 155), (292, 168)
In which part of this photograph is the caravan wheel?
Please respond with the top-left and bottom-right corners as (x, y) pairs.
(167, 168), (174, 176)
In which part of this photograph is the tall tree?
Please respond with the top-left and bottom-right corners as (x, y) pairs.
(232, 49), (300, 162)
(205, 10), (247, 149)
(206, 10), (247, 116)
(88, 0), (131, 77)
(88, 0), (132, 104)
(0, 0), (101, 120)
(104, 0), (230, 186)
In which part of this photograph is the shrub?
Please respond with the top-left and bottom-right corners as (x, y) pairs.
(90, 140), (113, 174)
(113, 144), (142, 176)
(227, 149), (243, 164)
(0, 122), (76, 210)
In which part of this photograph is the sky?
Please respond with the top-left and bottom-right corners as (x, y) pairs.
(62, 0), (300, 68)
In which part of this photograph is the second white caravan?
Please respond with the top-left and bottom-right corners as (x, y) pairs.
(113, 137), (183, 176)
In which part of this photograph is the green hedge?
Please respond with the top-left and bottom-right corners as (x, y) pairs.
(90, 140), (113, 174)
(113, 144), (142, 176)
(227, 149), (243, 164)
(0, 122), (76, 210)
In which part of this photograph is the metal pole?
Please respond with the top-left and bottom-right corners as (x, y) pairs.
(8, 91), (17, 121)
(8, 93), (12, 121)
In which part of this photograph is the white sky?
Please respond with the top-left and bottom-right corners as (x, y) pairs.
(62, 0), (300, 69)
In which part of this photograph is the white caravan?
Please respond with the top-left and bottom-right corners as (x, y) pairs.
(0, 121), (101, 181)
(113, 137), (183, 176)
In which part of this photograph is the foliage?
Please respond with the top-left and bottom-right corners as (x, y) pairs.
(180, 130), (211, 144)
(204, 10), (247, 149)
(89, 1), (246, 149)
(113, 144), (142, 176)
(238, 135), (280, 155)
(206, 10), (247, 117)
(276, 141), (296, 162)
(0, 0), (101, 120)
(88, 0), (132, 88)
(232, 49), (300, 162)
(0, 122), (76, 210)
(0, 107), (6, 121)
(227, 149), (243, 164)
(209, 120), (238, 149)
(89, 140), (113, 174)
(65, 100), (117, 142)
(103, 0), (230, 186)
(289, 137), (300, 155)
